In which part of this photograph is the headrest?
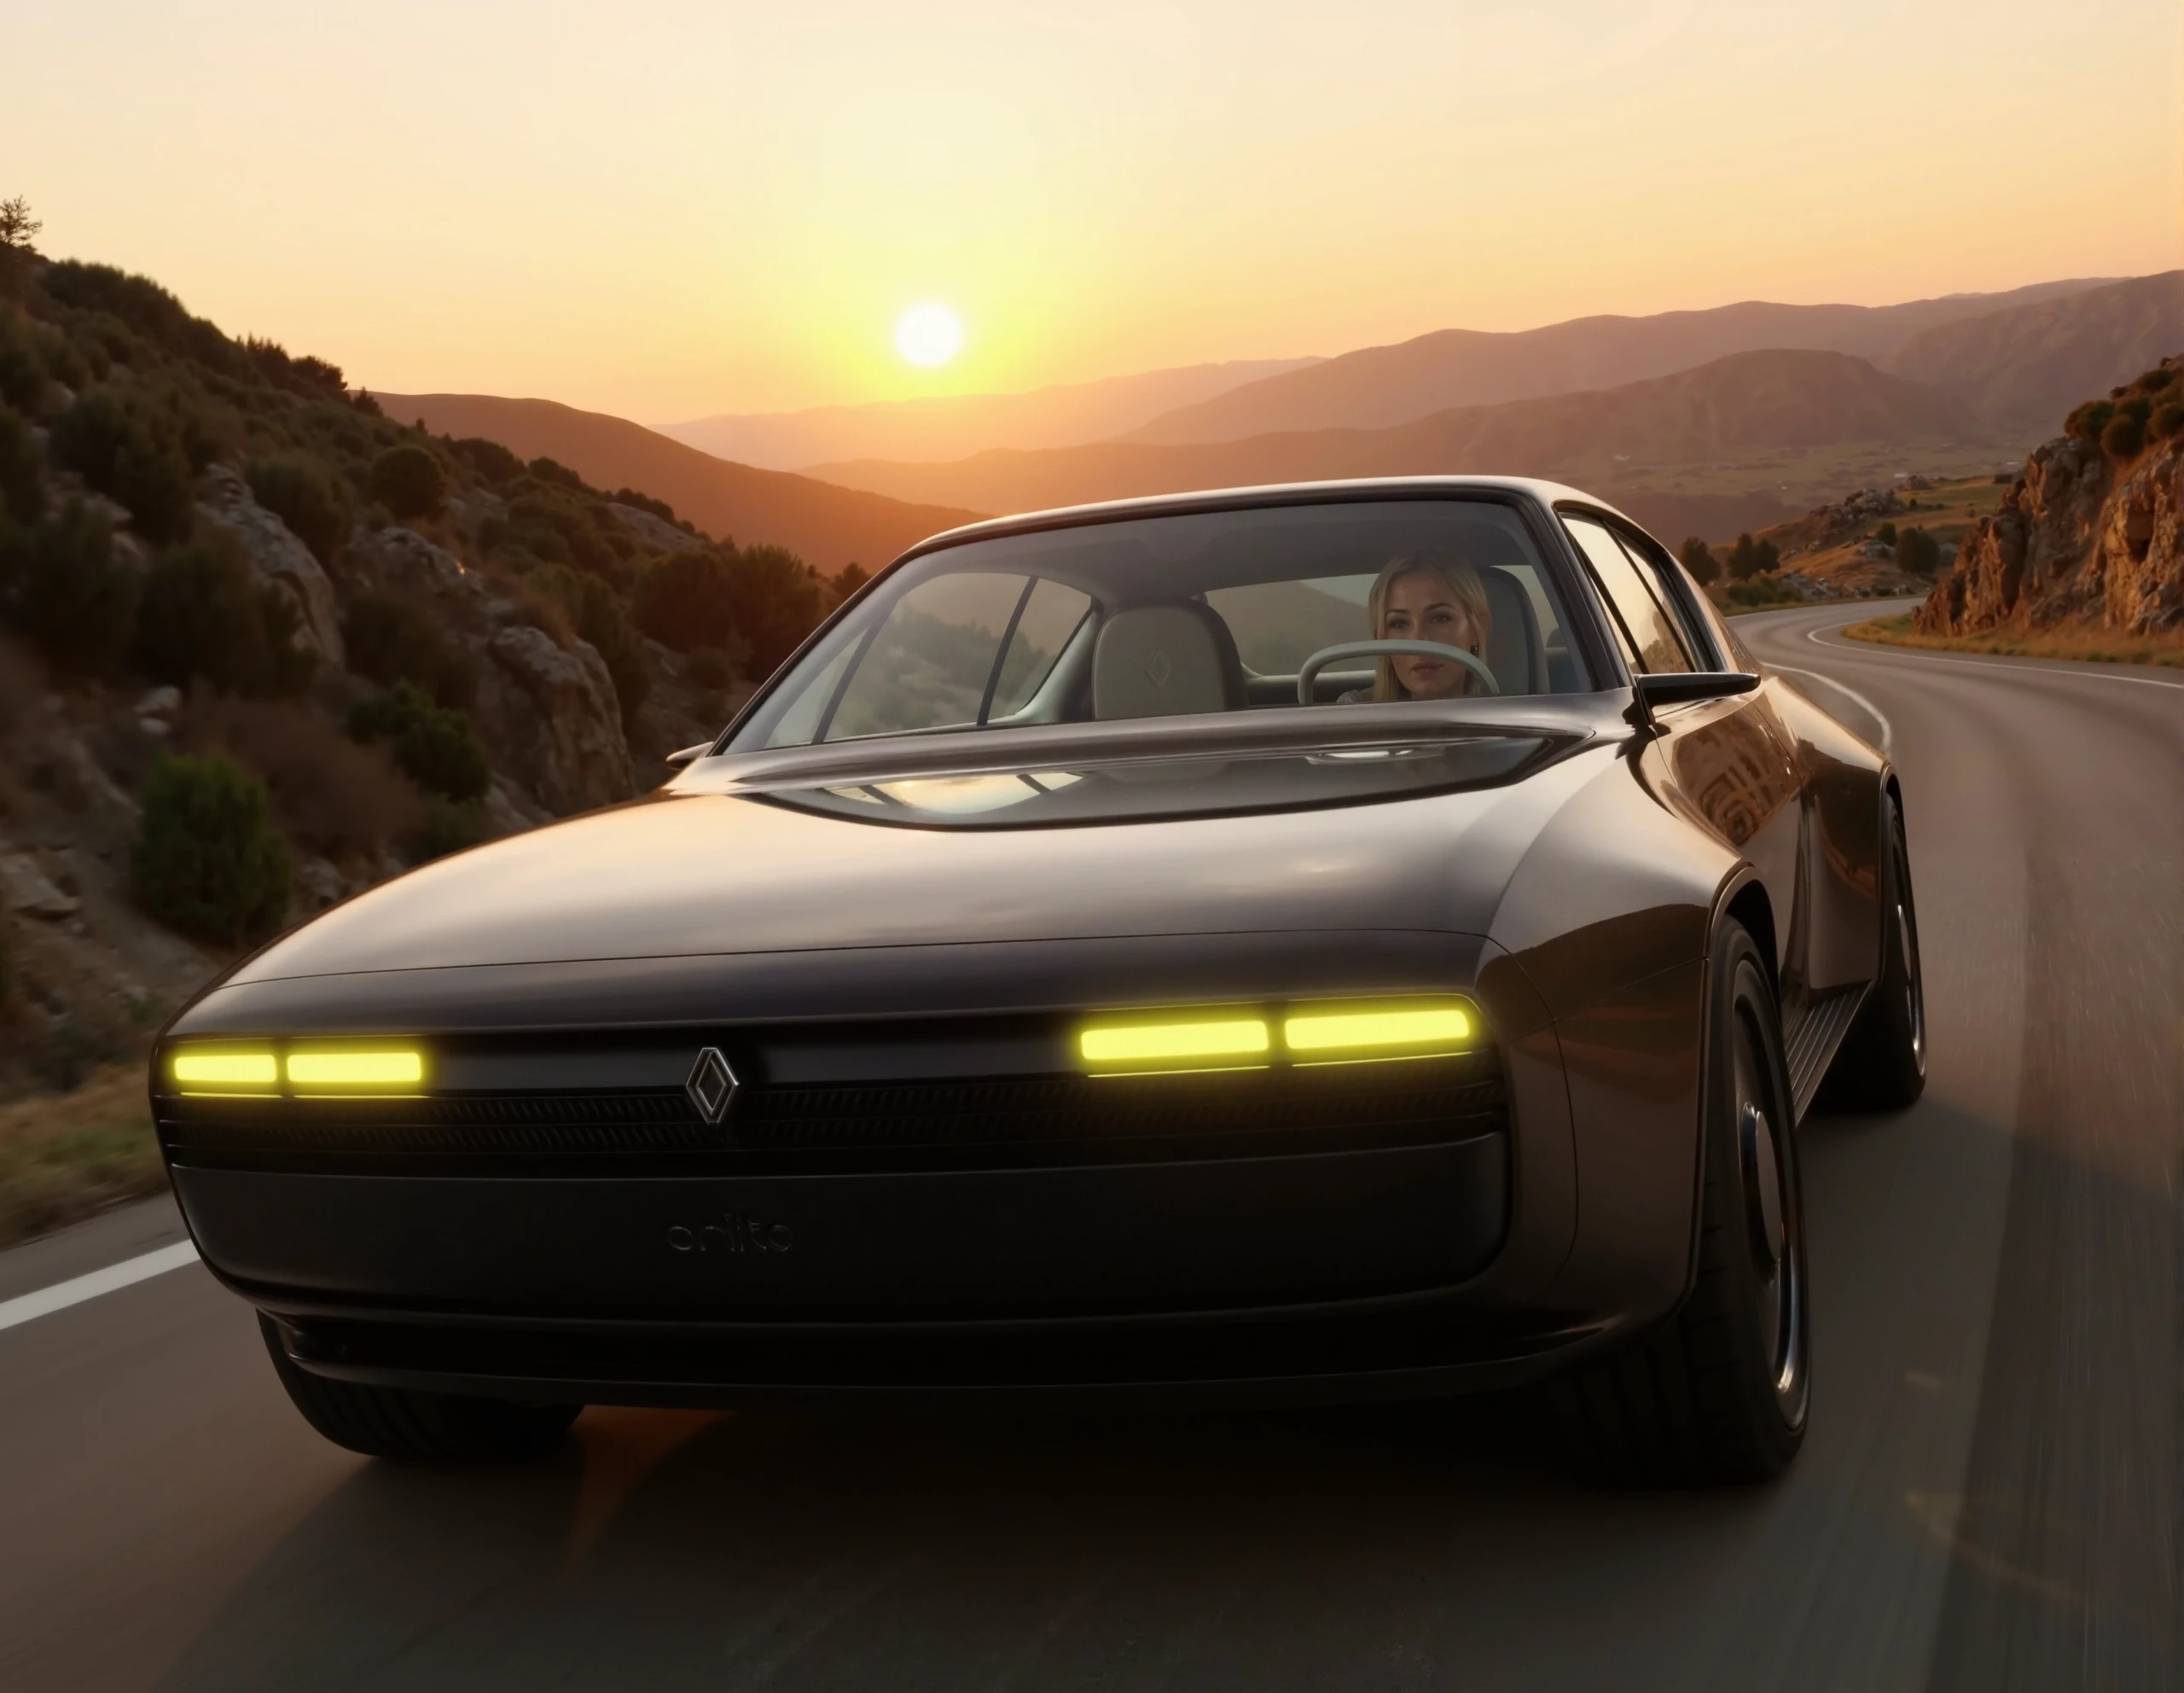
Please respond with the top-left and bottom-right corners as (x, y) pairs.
(1093, 603), (1245, 719)
(1478, 567), (1543, 695)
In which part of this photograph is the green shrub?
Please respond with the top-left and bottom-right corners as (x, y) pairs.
(40, 262), (241, 375)
(2135, 365), (2176, 394)
(1676, 538), (1717, 585)
(2100, 414), (2146, 459)
(1873, 521), (1897, 546)
(348, 682), (490, 802)
(133, 529), (313, 696)
(245, 452), (351, 563)
(369, 444), (445, 520)
(132, 753), (292, 946)
(612, 486), (682, 527)
(1725, 577), (1800, 608)
(1724, 532), (1780, 582)
(48, 387), (195, 543)
(0, 499), (140, 676)
(683, 644), (739, 689)
(635, 546), (735, 651)
(1895, 527), (1942, 575)
(410, 799), (490, 865)
(0, 310), (45, 410)
(549, 568), (648, 724)
(2065, 399), (2115, 444)
(341, 591), (473, 707)
(0, 403), (43, 523)
(527, 456), (584, 491)
(449, 435), (524, 484)
(2152, 400), (2184, 440)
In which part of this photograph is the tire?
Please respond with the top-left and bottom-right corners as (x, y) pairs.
(1818, 788), (1926, 1111)
(1549, 918), (1810, 1486)
(258, 1314), (579, 1463)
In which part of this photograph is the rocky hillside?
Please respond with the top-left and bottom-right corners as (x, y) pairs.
(0, 244), (856, 1092)
(1916, 358), (2183, 639)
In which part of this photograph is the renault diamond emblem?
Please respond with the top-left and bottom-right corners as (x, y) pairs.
(1143, 649), (1172, 689)
(686, 1046), (739, 1125)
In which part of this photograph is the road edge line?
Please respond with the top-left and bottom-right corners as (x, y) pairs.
(0, 1240), (202, 1334)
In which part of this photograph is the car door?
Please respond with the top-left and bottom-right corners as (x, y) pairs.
(1559, 509), (1809, 1000)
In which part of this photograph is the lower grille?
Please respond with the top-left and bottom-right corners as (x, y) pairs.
(160, 1050), (1505, 1166)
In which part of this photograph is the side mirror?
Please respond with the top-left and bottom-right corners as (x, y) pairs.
(1634, 671), (1760, 707)
(665, 742), (713, 770)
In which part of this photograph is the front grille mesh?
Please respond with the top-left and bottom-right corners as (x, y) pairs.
(161, 1050), (1504, 1164)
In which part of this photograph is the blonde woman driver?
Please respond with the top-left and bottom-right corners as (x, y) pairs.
(1339, 550), (1494, 701)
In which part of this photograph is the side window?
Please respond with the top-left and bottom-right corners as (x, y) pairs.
(1613, 528), (1722, 669)
(989, 579), (1094, 720)
(1562, 514), (1694, 675)
(822, 573), (1031, 741)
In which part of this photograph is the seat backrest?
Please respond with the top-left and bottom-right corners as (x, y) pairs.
(1479, 567), (1544, 695)
(1092, 603), (1246, 719)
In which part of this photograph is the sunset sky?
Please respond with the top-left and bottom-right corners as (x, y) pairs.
(9, 0), (2181, 422)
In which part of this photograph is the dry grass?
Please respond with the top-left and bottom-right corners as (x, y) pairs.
(175, 694), (426, 854)
(1842, 614), (2184, 668)
(0, 1064), (166, 1248)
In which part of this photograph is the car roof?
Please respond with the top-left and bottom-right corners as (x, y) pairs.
(895, 475), (1649, 562)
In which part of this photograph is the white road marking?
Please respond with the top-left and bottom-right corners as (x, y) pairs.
(1773, 664), (1894, 753)
(0, 1240), (201, 1334)
(1806, 622), (2184, 690)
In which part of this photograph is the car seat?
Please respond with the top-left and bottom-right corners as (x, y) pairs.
(1478, 567), (1546, 695)
(1092, 603), (1247, 719)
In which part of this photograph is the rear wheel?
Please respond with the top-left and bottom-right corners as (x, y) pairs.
(1550, 919), (1809, 1486)
(258, 1314), (579, 1463)
(1819, 788), (1926, 1111)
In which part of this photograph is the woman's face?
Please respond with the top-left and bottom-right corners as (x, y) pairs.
(1381, 571), (1478, 698)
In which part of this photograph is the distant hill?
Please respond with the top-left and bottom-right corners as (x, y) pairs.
(655, 358), (1320, 470)
(1120, 278), (2116, 445)
(1883, 271), (2184, 434)
(804, 350), (1978, 522)
(375, 393), (982, 570)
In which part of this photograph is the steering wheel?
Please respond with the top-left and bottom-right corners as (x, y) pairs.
(1296, 639), (1500, 705)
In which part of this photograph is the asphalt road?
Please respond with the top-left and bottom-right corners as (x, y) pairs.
(1, 602), (2176, 1692)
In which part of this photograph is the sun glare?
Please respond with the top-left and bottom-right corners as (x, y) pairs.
(895, 302), (964, 368)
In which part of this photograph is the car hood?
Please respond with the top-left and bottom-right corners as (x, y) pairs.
(224, 726), (1610, 987)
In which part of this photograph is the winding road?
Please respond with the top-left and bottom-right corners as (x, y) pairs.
(2, 602), (2176, 1691)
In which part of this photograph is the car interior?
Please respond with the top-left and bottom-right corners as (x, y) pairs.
(739, 500), (1595, 750)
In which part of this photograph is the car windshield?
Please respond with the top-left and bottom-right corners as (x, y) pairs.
(730, 498), (1595, 751)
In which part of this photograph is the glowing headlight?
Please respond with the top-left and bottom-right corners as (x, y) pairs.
(287, 1049), (425, 1091)
(170, 1050), (279, 1092)
(1283, 1002), (1474, 1062)
(1079, 1016), (1270, 1073)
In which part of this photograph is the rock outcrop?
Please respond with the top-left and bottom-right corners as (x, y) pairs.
(195, 466), (346, 666)
(342, 527), (635, 814)
(1916, 429), (2183, 638)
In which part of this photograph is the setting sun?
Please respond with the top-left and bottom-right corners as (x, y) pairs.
(894, 302), (964, 369)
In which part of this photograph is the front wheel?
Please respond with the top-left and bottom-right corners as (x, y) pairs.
(259, 1314), (579, 1463)
(1820, 788), (1926, 1111)
(1549, 918), (1809, 1486)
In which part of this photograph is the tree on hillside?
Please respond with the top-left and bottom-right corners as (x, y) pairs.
(1676, 538), (1719, 586)
(1894, 527), (1941, 576)
(371, 444), (445, 519)
(0, 197), (38, 296)
(1725, 533), (1780, 581)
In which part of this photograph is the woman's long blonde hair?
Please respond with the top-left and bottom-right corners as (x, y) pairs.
(1367, 550), (1492, 701)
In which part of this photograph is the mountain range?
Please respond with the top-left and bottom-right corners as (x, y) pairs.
(371, 393), (982, 571)
(1113, 277), (2125, 446)
(655, 358), (1321, 470)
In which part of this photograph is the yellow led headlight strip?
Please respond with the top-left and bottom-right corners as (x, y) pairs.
(1283, 1004), (1472, 1060)
(1077, 998), (1476, 1075)
(170, 1050), (278, 1091)
(287, 1050), (425, 1090)
(1079, 1017), (1270, 1073)
(168, 1044), (426, 1096)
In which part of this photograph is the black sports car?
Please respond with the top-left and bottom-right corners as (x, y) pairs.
(152, 480), (1925, 1484)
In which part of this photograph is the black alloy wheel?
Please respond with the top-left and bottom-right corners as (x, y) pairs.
(259, 1314), (580, 1463)
(1820, 788), (1926, 1110)
(1550, 917), (1810, 1485)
